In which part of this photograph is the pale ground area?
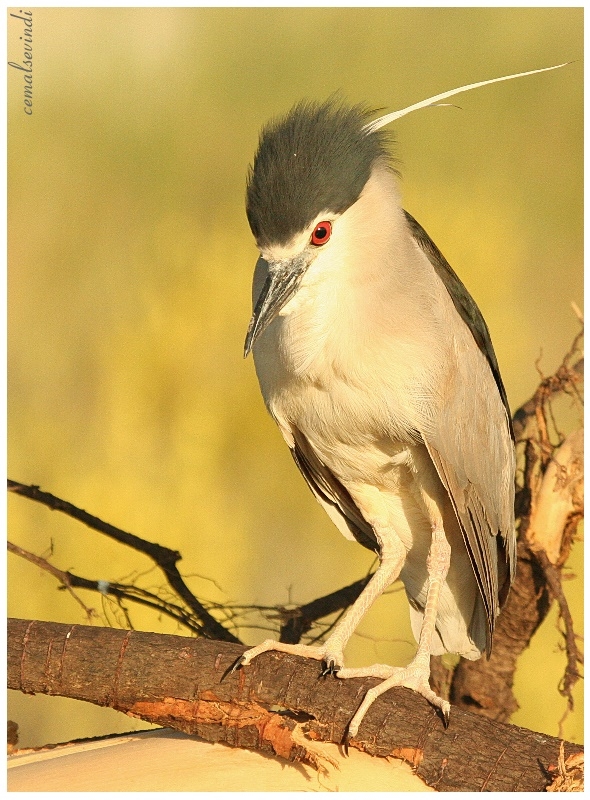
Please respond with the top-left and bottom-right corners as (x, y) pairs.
(7, 727), (433, 792)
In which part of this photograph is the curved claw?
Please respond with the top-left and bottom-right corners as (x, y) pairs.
(340, 724), (350, 757)
(320, 658), (341, 677)
(221, 654), (246, 682)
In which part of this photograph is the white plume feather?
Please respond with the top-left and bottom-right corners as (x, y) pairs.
(363, 63), (570, 133)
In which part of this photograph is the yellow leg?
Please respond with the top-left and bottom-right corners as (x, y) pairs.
(341, 525), (452, 741)
(232, 534), (405, 674)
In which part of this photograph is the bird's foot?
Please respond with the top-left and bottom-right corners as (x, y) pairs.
(338, 658), (450, 743)
(227, 639), (345, 677)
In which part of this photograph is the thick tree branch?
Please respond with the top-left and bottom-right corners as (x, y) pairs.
(7, 618), (582, 792)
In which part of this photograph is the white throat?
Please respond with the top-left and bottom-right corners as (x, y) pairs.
(264, 164), (413, 379)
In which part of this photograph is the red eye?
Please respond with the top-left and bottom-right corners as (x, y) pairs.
(310, 220), (332, 246)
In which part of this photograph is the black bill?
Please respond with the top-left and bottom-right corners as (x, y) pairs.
(244, 253), (311, 357)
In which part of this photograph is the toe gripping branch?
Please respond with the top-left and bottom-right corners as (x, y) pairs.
(221, 653), (246, 681)
(320, 658), (341, 677)
(221, 649), (450, 761)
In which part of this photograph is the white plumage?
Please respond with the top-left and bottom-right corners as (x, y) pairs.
(252, 162), (513, 665)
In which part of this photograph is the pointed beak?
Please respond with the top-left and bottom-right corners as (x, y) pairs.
(244, 252), (312, 357)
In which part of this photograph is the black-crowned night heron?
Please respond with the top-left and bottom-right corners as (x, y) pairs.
(235, 66), (564, 740)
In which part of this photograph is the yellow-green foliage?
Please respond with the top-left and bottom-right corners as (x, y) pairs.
(8, 8), (582, 748)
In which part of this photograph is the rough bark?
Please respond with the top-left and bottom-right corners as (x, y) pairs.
(8, 618), (582, 793)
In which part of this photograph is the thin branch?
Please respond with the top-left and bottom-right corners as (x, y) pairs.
(534, 548), (583, 708)
(7, 479), (240, 644)
(7, 540), (210, 635)
(7, 541), (98, 621)
(512, 341), (583, 444)
(279, 574), (372, 644)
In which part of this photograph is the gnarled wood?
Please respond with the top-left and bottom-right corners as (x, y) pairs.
(8, 618), (582, 792)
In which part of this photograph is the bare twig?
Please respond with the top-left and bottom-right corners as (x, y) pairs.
(7, 480), (240, 644)
(7, 541), (98, 621)
(279, 574), (373, 644)
(7, 540), (214, 635)
(512, 332), (583, 444)
(535, 549), (583, 708)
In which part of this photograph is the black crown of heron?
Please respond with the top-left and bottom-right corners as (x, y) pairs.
(235, 65), (565, 741)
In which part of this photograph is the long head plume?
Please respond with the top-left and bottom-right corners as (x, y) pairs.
(363, 63), (570, 134)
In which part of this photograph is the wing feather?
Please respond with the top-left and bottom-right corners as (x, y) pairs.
(404, 210), (513, 439)
(408, 213), (516, 651)
(290, 427), (379, 553)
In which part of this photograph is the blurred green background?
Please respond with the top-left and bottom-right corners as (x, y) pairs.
(8, 8), (582, 748)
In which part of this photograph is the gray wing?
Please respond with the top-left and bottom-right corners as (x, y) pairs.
(404, 210), (513, 440)
(406, 211), (516, 652)
(290, 427), (379, 554)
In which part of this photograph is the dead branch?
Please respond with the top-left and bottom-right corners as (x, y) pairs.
(447, 327), (583, 719)
(8, 327), (584, 728)
(7, 540), (212, 634)
(7, 618), (583, 792)
(7, 480), (239, 644)
(7, 541), (99, 621)
(7, 481), (377, 648)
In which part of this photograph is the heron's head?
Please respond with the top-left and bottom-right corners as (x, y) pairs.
(244, 99), (395, 356)
(243, 66), (568, 356)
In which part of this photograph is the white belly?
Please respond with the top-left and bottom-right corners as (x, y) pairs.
(251, 270), (486, 659)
